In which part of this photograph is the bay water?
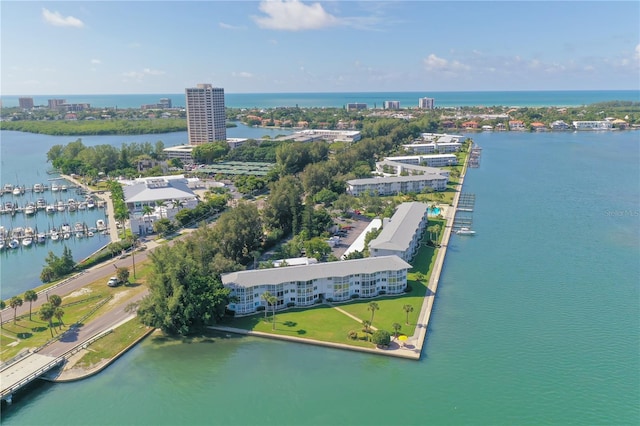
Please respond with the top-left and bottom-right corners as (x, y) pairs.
(0, 130), (638, 425)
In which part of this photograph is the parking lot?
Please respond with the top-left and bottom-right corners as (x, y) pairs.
(330, 214), (373, 259)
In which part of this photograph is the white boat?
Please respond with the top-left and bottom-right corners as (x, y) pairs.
(87, 198), (96, 209)
(61, 185), (68, 192)
(50, 229), (60, 241)
(51, 183), (60, 192)
(9, 238), (19, 249)
(22, 236), (33, 247)
(96, 219), (107, 231)
(87, 231), (94, 237)
(67, 198), (77, 212)
(46, 204), (56, 214)
(12, 186), (21, 196)
(33, 183), (44, 193)
(56, 200), (66, 212)
(3, 183), (14, 194)
(36, 198), (47, 209)
(61, 223), (71, 239)
(24, 202), (36, 215)
(456, 227), (476, 235)
(0, 239), (4, 250)
(78, 201), (87, 210)
(37, 233), (47, 244)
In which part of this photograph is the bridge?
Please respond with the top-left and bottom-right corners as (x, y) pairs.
(0, 353), (64, 404)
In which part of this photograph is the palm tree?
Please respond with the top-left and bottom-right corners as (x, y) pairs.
(367, 301), (379, 325)
(268, 295), (278, 330)
(392, 322), (402, 339)
(362, 319), (371, 334)
(54, 307), (65, 330)
(49, 294), (62, 308)
(403, 304), (414, 325)
(9, 296), (23, 324)
(23, 290), (38, 321)
(39, 303), (55, 337)
(260, 291), (273, 321)
(142, 205), (154, 232)
(0, 299), (6, 327)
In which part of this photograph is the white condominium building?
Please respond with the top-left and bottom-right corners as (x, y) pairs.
(418, 97), (435, 109)
(185, 83), (226, 145)
(222, 255), (412, 315)
(572, 121), (613, 130)
(384, 154), (458, 168)
(369, 202), (429, 262)
(402, 142), (462, 154)
(346, 173), (448, 196)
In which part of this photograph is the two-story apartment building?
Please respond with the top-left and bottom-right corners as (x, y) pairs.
(222, 255), (412, 315)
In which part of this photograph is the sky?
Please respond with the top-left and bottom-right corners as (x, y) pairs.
(1, 1), (639, 95)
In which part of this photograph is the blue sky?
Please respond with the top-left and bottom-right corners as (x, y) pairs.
(2, 1), (639, 95)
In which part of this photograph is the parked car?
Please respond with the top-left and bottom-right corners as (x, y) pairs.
(107, 276), (121, 287)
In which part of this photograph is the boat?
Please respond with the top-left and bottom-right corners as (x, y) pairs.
(87, 231), (94, 237)
(50, 228), (60, 241)
(96, 219), (107, 231)
(456, 227), (476, 235)
(87, 198), (96, 209)
(8, 238), (19, 249)
(24, 202), (36, 215)
(46, 203), (56, 214)
(36, 198), (47, 210)
(67, 198), (77, 212)
(36, 233), (47, 244)
(12, 186), (22, 196)
(51, 183), (60, 192)
(61, 185), (68, 192)
(61, 223), (71, 239)
(78, 201), (87, 210)
(3, 183), (14, 194)
(33, 183), (45, 193)
(4, 201), (14, 214)
(56, 200), (66, 212)
(22, 236), (33, 247)
(0, 239), (4, 250)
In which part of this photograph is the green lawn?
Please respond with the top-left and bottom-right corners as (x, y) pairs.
(224, 231), (443, 347)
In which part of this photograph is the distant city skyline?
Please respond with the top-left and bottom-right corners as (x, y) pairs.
(2, 1), (639, 95)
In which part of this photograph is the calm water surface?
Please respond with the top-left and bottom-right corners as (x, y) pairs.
(1, 130), (638, 425)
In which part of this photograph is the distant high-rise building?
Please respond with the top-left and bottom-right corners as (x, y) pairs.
(48, 99), (66, 110)
(159, 98), (172, 109)
(185, 84), (226, 145)
(384, 101), (401, 110)
(418, 97), (435, 109)
(19, 97), (34, 109)
(346, 102), (367, 111)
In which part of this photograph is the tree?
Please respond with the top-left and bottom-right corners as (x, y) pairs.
(362, 319), (372, 335)
(9, 296), (23, 324)
(39, 303), (55, 337)
(268, 295), (278, 330)
(261, 291), (273, 321)
(368, 301), (379, 325)
(23, 290), (38, 321)
(54, 307), (65, 330)
(392, 322), (402, 339)
(403, 304), (414, 325)
(116, 267), (130, 285)
(49, 294), (62, 308)
(371, 329), (391, 347)
(263, 176), (304, 235)
(0, 299), (5, 327)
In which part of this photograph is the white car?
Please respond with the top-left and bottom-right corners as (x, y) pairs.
(107, 276), (120, 287)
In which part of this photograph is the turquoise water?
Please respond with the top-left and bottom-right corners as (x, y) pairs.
(428, 207), (441, 216)
(2, 90), (638, 109)
(0, 125), (292, 299)
(2, 130), (638, 425)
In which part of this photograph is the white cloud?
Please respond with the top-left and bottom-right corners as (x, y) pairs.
(635, 44), (640, 62)
(219, 22), (246, 30)
(42, 8), (84, 28)
(232, 71), (254, 78)
(122, 68), (165, 81)
(253, 0), (338, 31)
(91, 59), (101, 65)
(423, 54), (470, 73)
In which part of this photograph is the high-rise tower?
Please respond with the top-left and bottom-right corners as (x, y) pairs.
(185, 83), (226, 145)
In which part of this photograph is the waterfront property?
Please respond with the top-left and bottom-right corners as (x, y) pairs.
(122, 175), (198, 235)
(384, 154), (458, 167)
(274, 129), (361, 143)
(346, 173), (448, 196)
(572, 120), (613, 130)
(222, 255), (412, 315)
(402, 142), (462, 154)
(369, 202), (429, 262)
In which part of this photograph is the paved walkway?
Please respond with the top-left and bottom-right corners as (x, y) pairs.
(327, 303), (378, 331)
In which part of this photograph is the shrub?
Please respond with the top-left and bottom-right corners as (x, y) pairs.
(350, 294), (360, 299)
(286, 302), (295, 308)
(348, 331), (358, 340)
(372, 330), (391, 347)
(256, 306), (266, 312)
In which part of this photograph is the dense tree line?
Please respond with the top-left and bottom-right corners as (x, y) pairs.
(40, 246), (76, 282)
(46, 138), (166, 177)
(1, 118), (187, 135)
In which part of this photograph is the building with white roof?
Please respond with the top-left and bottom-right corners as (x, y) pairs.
(384, 154), (458, 168)
(122, 176), (198, 235)
(401, 142), (462, 154)
(164, 145), (195, 164)
(222, 255), (411, 315)
(369, 202), (429, 262)
(346, 173), (448, 196)
(572, 121), (613, 130)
